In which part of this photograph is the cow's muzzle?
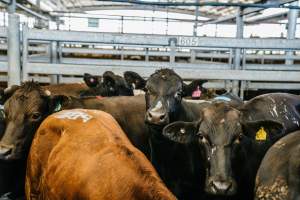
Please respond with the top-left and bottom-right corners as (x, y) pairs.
(206, 177), (237, 196)
(0, 144), (14, 161)
(145, 110), (169, 125)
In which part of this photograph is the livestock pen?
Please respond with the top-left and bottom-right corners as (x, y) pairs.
(0, 1), (300, 200)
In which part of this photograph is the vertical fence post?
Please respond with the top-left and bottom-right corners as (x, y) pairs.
(170, 40), (176, 64)
(7, 0), (21, 86)
(240, 49), (247, 100)
(285, 1), (299, 65)
(191, 0), (200, 64)
(145, 47), (149, 62)
(49, 41), (58, 84)
(22, 24), (29, 81)
(233, 7), (244, 96)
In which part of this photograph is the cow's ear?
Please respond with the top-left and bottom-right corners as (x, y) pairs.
(48, 95), (70, 113)
(183, 80), (208, 97)
(83, 73), (100, 88)
(124, 71), (146, 90)
(0, 85), (20, 104)
(163, 121), (199, 144)
(242, 120), (284, 142)
(103, 71), (116, 87)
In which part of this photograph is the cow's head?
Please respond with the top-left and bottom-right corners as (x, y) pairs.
(0, 81), (68, 161)
(83, 73), (102, 88)
(144, 69), (207, 126)
(124, 71), (146, 90)
(82, 71), (134, 97)
(144, 69), (184, 126)
(163, 102), (284, 196)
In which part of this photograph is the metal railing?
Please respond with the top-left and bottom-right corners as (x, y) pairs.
(0, 24), (300, 96)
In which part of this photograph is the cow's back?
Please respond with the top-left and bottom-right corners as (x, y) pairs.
(255, 131), (300, 200)
(26, 109), (175, 200)
(43, 83), (88, 97)
(63, 95), (150, 157)
(241, 93), (300, 133)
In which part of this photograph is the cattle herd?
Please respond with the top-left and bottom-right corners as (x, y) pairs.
(0, 69), (299, 200)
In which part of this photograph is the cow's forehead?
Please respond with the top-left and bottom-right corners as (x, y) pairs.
(203, 103), (240, 120)
(147, 75), (182, 91)
(6, 89), (46, 111)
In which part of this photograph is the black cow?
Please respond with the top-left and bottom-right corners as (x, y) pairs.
(241, 93), (300, 134)
(124, 71), (146, 90)
(131, 69), (243, 200)
(255, 130), (300, 200)
(0, 81), (149, 199)
(81, 71), (134, 97)
(124, 70), (210, 100)
(163, 93), (300, 200)
(137, 69), (212, 200)
(83, 73), (102, 88)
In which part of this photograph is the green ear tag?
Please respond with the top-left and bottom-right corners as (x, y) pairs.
(54, 103), (62, 112)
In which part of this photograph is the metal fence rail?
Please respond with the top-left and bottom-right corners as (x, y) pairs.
(0, 24), (298, 96)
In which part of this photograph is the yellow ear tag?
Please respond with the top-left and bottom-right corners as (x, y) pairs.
(255, 127), (267, 141)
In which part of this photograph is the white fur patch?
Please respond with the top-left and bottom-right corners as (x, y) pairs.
(44, 90), (51, 96)
(54, 110), (92, 123)
(152, 101), (163, 112)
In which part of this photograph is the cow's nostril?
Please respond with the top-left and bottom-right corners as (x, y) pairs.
(159, 114), (166, 120)
(0, 147), (12, 157)
(212, 180), (232, 193)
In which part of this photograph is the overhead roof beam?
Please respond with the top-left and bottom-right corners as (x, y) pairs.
(202, 0), (297, 25)
(0, 0), (50, 20)
(67, 4), (217, 18)
(16, 3), (50, 20)
(97, 0), (300, 9)
(244, 9), (288, 23)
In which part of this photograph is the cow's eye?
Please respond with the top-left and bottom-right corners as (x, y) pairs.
(197, 132), (207, 142)
(30, 112), (42, 121)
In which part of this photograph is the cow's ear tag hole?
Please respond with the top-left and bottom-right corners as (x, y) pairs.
(54, 103), (62, 112)
(255, 127), (267, 141)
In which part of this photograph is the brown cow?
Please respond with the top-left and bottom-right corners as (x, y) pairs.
(0, 82), (88, 104)
(43, 83), (88, 97)
(26, 109), (176, 200)
(0, 82), (147, 199)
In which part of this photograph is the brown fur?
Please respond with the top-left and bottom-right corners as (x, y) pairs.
(61, 95), (150, 157)
(43, 83), (88, 97)
(26, 109), (176, 200)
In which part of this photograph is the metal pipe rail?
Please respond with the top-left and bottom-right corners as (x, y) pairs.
(26, 29), (300, 50)
(59, 47), (300, 61)
(21, 26), (300, 91)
